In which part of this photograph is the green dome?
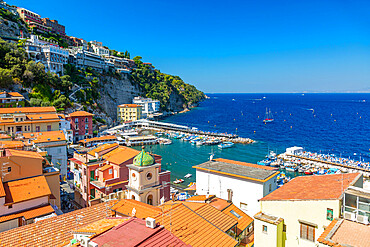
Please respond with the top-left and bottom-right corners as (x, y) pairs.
(133, 148), (155, 167)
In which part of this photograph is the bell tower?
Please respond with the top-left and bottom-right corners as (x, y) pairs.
(126, 147), (161, 206)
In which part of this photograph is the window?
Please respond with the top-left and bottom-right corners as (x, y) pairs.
(7, 167), (11, 172)
(24, 126), (27, 131)
(85, 117), (88, 122)
(230, 210), (242, 219)
(109, 169), (112, 175)
(263, 225), (267, 233)
(16, 126), (22, 132)
(47, 125), (51, 131)
(300, 223), (315, 242)
(283, 224), (287, 232)
(269, 183), (272, 192)
(327, 208), (333, 221)
(8, 205), (12, 209)
(75, 118), (78, 123)
(36, 126), (40, 132)
(146, 172), (152, 180)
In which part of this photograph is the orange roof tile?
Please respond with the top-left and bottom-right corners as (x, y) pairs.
(0, 205), (54, 223)
(195, 204), (237, 232)
(4, 176), (51, 205)
(186, 195), (215, 202)
(209, 197), (231, 211)
(87, 143), (119, 156)
(26, 113), (59, 121)
(159, 201), (205, 212)
(8, 92), (24, 97)
(223, 204), (254, 235)
(154, 204), (238, 247)
(103, 146), (140, 165)
(0, 134), (11, 140)
(29, 130), (66, 143)
(111, 199), (161, 219)
(0, 201), (116, 247)
(0, 177), (5, 197)
(7, 149), (44, 159)
(118, 104), (142, 108)
(68, 111), (94, 117)
(73, 218), (129, 235)
(79, 135), (117, 143)
(0, 141), (24, 149)
(99, 164), (112, 171)
(0, 107), (56, 114)
(260, 173), (361, 201)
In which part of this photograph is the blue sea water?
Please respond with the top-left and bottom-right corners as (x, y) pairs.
(146, 94), (370, 182)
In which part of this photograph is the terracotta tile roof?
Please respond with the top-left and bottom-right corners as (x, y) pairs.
(0, 205), (55, 223)
(6, 149), (44, 159)
(27, 130), (66, 143)
(223, 204), (253, 235)
(68, 110), (94, 117)
(99, 164), (112, 171)
(4, 176), (51, 205)
(111, 199), (161, 219)
(0, 107), (56, 114)
(8, 92), (24, 97)
(118, 104), (142, 108)
(318, 219), (370, 247)
(0, 134), (11, 139)
(79, 135), (116, 143)
(87, 143), (118, 156)
(185, 195), (215, 202)
(69, 158), (85, 166)
(103, 146), (140, 165)
(260, 173), (361, 201)
(209, 197), (231, 211)
(73, 218), (129, 235)
(195, 204), (237, 232)
(153, 203), (238, 247)
(26, 113), (59, 121)
(0, 177), (5, 197)
(90, 218), (189, 247)
(160, 201), (205, 212)
(0, 141), (24, 149)
(0, 201), (116, 247)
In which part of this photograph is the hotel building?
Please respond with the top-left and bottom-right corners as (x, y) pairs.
(117, 104), (142, 122)
(132, 96), (160, 117)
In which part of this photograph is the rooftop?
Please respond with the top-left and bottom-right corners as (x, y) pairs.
(318, 219), (370, 247)
(87, 143), (119, 156)
(0, 141), (24, 149)
(153, 203), (238, 247)
(6, 149), (44, 159)
(223, 204), (254, 235)
(260, 173), (361, 201)
(68, 110), (94, 117)
(110, 199), (161, 219)
(193, 158), (279, 182)
(103, 146), (140, 165)
(73, 218), (129, 235)
(118, 104), (142, 108)
(26, 130), (66, 143)
(79, 135), (116, 144)
(0, 106), (56, 115)
(0, 201), (116, 246)
(4, 176), (51, 205)
(195, 203), (238, 232)
(90, 218), (189, 247)
(254, 212), (284, 225)
(0, 205), (54, 224)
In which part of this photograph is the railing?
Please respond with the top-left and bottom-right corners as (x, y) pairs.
(90, 177), (97, 181)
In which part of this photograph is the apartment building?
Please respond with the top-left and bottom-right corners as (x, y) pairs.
(42, 18), (65, 36)
(0, 92), (25, 108)
(117, 104), (142, 122)
(17, 7), (50, 33)
(133, 96), (160, 117)
(69, 48), (106, 72)
(254, 173), (362, 247)
(90, 40), (109, 57)
(66, 111), (94, 143)
(67, 36), (88, 50)
(0, 106), (60, 135)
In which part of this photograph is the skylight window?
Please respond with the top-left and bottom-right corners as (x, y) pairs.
(230, 210), (242, 219)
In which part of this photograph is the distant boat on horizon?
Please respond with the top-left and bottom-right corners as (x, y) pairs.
(263, 108), (274, 123)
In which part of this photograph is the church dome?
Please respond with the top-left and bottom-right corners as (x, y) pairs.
(133, 147), (155, 167)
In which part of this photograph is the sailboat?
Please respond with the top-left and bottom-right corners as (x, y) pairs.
(263, 108), (274, 123)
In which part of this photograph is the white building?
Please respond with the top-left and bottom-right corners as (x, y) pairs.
(69, 48), (105, 72)
(25, 35), (69, 74)
(254, 173), (362, 247)
(90, 41), (109, 57)
(132, 96), (160, 117)
(58, 114), (73, 143)
(285, 146), (304, 156)
(193, 158), (280, 216)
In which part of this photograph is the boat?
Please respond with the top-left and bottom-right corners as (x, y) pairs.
(218, 142), (234, 149)
(304, 169), (314, 175)
(184, 173), (192, 178)
(267, 151), (277, 161)
(263, 108), (274, 123)
(285, 164), (298, 172)
(173, 179), (184, 184)
(257, 159), (271, 166)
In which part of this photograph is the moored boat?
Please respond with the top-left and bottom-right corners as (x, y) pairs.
(218, 142), (234, 149)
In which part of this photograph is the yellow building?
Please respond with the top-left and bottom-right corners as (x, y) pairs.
(117, 104), (142, 122)
(0, 107), (60, 135)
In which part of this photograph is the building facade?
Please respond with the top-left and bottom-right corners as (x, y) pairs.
(0, 92), (25, 108)
(90, 41), (109, 57)
(117, 104), (142, 122)
(17, 7), (50, 33)
(194, 158), (279, 216)
(66, 111), (94, 143)
(41, 18), (65, 36)
(132, 96), (160, 117)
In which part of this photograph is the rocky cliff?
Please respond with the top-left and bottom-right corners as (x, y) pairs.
(0, 16), (29, 39)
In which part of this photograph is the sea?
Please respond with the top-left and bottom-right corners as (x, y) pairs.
(138, 94), (370, 183)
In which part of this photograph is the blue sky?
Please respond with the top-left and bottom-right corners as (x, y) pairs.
(10, 0), (370, 93)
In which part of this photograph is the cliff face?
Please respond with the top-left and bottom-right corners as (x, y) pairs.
(0, 16), (29, 39)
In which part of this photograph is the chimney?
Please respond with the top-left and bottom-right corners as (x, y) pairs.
(227, 189), (233, 203)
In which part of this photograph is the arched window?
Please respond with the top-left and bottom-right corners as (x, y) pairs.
(147, 194), (153, 205)
(131, 195), (136, 200)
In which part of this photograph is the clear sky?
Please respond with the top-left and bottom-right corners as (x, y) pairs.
(10, 0), (370, 93)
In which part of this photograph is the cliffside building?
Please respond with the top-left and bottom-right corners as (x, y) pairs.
(41, 18), (65, 36)
(132, 96), (160, 117)
(90, 40), (109, 57)
(117, 104), (142, 122)
(17, 8), (50, 33)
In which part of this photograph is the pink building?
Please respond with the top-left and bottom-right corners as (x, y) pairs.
(66, 111), (94, 143)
